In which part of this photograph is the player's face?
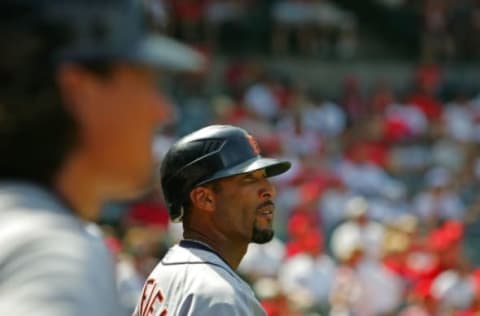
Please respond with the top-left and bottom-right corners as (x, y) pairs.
(213, 169), (277, 244)
(68, 63), (170, 199)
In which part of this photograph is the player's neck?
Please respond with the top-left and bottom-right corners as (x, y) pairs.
(53, 154), (102, 222)
(183, 229), (248, 269)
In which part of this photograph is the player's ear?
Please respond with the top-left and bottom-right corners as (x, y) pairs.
(190, 187), (215, 213)
(56, 63), (108, 122)
(57, 64), (95, 111)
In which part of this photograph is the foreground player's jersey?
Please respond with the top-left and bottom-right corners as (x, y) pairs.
(0, 182), (123, 316)
(134, 240), (266, 316)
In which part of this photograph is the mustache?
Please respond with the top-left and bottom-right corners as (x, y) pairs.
(256, 200), (275, 210)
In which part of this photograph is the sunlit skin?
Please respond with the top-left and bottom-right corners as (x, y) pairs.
(54, 63), (170, 221)
(183, 168), (277, 269)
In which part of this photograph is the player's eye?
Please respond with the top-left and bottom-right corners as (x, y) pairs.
(241, 175), (257, 183)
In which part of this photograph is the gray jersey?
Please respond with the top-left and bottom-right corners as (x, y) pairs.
(133, 240), (266, 316)
(0, 183), (124, 316)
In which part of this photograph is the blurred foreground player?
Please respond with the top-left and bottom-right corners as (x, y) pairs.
(0, 0), (203, 315)
(134, 125), (291, 316)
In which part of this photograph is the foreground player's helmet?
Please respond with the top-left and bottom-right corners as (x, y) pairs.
(160, 125), (291, 222)
(1, 0), (203, 72)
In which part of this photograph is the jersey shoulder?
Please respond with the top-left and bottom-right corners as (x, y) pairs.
(137, 245), (266, 316)
(160, 245), (246, 289)
(0, 184), (122, 315)
(162, 246), (258, 300)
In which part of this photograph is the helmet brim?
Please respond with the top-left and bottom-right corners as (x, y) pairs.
(196, 156), (291, 186)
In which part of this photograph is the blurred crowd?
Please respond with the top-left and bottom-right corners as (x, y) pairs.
(89, 1), (480, 315)
(144, 0), (359, 58)
(142, 0), (480, 61)
(97, 56), (480, 316)
(374, 0), (480, 61)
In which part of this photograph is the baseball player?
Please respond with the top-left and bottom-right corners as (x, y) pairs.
(133, 125), (292, 316)
(0, 1), (202, 315)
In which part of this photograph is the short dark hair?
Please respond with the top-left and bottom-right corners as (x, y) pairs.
(0, 2), (111, 186)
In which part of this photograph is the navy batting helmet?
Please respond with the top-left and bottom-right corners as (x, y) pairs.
(161, 125), (291, 222)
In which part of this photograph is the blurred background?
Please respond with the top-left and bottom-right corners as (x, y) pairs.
(99, 0), (480, 315)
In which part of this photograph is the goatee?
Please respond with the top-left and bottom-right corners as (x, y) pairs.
(251, 227), (274, 244)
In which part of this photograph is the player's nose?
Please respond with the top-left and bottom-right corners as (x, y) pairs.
(259, 178), (276, 200)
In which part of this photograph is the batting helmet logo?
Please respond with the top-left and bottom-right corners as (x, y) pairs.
(247, 134), (260, 155)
